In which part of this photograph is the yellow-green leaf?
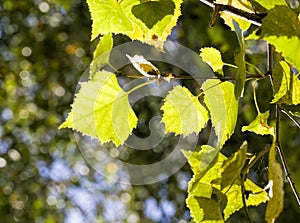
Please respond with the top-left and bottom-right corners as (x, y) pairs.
(161, 86), (209, 136)
(86, 0), (183, 48)
(90, 33), (113, 75)
(247, 5), (300, 72)
(202, 80), (238, 148)
(242, 111), (275, 136)
(59, 71), (137, 146)
(271, 61), (291, 103)
(200, 47), (225, 76)
(250, 0), (287, 10)
(233, 20), (246, 99)
(265, 141), (284, 223)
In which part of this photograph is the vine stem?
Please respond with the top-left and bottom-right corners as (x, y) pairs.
(127, 79), (156, 94)
(252, 80), (260, 114)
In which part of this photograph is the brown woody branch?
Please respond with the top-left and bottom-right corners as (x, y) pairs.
(199, 0), (266, 26)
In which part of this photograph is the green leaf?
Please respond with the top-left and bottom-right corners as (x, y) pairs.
(200, 47), (225, 76)
(247, 5), (300, 72)
(281, 74), (300, 105)
(233, 20), (246, 99)
(250, 0), (287, 10)
(242, 111), (275, 136)
(86, 0), (183, 47)
(87, 0), (136, 40)
(161, 86), (209, 136)
(185, 146), (267, 222)
(59, 71), (138, 146)
(202, 80), (238, 148)
(90, 34), (113, 75)
(131, 0), (175, 29)
(219, 142), (247, 189)
(223, 178), (268, 220)
(186, 196), (224, 223)
(271, 61), (291, 103)
(182, 145), (219, 179)
(265, 141), (284, 223)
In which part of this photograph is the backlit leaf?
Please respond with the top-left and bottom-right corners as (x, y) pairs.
(233, 20), (246, 99)
(242, 111), (275, 136)
(186, 196), (224, 223)
(131, 0), (175, 29)
(265, 141), (284, 223)
(219, 142), (247, 189)
(271, 61), (291, 103)
(59, 71), (137, 146)
(202, 80), (238, 148)
(161, 86), (209, 136)
(247, 5), (300, 72)
(86, 0), (183, 47)
(90, 33), (113, 75)
(200, 47), (225, 76)
(250, 0), (287, 10)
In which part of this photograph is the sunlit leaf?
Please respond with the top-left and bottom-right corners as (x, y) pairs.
(219, 142), (247, 189)
(182, 145), (219, 179)
(86, 0), (183, 47)
(271, 61), (291, 103)
(247, 5), (300, 72)
(200, 47), (225, 76)
(90, 33), (113, 75)
(161, 86), (209, 136)
(265, 141), (284, 223)
(223, 178), (268, 220)
(233, 20), (246, 99)
(186, 196), (224, 223)
(250, 0), (287, 10)
(242, 111), (275, 136)
(202, 80), (238, 148)
(131, 0), (175, 29)
(59, 71), (137, 146)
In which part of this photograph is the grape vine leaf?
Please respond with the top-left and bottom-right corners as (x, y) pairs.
(271, 61), (291, 103)
(86, 0), (183, 48)
(247, 5), (300, 72)
(242, 111), (275, 136)
(200, 47), (225, 76)
(233, 20), (246, 99)
(202, 80), (238, 148)
(265, 141), (284, 223)
(161, 86), (209, 136)
(216, 0), (254, 30)
(90, 33), (113, 75)
(59, 71), (138, 146)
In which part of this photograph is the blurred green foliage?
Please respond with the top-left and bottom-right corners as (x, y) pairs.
(0, 0), (299, 222)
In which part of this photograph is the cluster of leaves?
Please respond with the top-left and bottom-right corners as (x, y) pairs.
(59, 0), (300, 222)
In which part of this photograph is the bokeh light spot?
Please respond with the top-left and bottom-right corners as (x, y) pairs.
(21, 47), (32, 57)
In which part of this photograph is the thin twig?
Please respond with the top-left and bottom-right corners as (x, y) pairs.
(280, 107), (300, 129)
(199, 0), (266, 26)
(276, 108), (300, 206)
(241, 179), (252, 223)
